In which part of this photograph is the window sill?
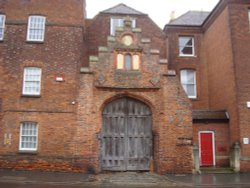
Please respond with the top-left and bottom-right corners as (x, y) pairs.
(116, 69), (140, 73)
(18, 150), (38, 155)
(26, 40), (44, 44)
(189, 97), (198, 101)
(179, 55), (196, 58)
(21, 94), (41, 98)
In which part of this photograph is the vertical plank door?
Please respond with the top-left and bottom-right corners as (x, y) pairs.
(101, 97), (152, 171)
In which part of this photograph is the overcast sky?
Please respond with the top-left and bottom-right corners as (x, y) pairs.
(86, 0), (220, 28)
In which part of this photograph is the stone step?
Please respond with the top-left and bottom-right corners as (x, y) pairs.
(200, 167), (234, 174)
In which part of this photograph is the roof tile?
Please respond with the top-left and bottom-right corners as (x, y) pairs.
(168, 11), (210, 26)
(101, 3), (145, 15)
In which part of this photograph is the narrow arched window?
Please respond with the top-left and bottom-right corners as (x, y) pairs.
(133, 55), (140, 70)
(125, 54), (132, 70)
(117, 54), (124, 69)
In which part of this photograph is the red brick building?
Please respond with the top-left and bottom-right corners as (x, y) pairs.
(0, 0), (249, 174)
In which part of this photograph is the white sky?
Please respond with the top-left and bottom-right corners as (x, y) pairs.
(86, 0), (220, 28)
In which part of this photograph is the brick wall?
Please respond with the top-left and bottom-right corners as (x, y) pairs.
(76, 22), (193, 173)
(0, 0), (85, 26)
(86, 13), (166, 66)
(228, 2), (250, 168)
(165, 28), (210, 109)
(193, 123), (230, 167)
(204, 6), (239, 146)
(0, 0), (87, 172)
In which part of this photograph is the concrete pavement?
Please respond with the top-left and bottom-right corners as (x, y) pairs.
(1, 169), (250, 187)
(165, 173), (250, 187)
(0, 169), (179, 187)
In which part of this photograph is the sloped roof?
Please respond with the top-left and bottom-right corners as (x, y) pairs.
(193, 110), (229, 121)
(101, 3), (146, 15)
(168, 11), (210, 26)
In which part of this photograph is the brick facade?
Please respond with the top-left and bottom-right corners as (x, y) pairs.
(165, 0), (250, 170)
(0, 0), (85, 172)
(0, 0), (250, 174)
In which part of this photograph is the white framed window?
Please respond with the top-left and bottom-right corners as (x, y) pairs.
(0, 14), (6, 40)
(179, 36), (195, 56)
(180, 69), (197, 98)
(19, 122), (38, 151)
(248, 9), (250, 28)
(27, 15), (46, 42)
(110, 17), (136, 35)
(22, 67), (42, 96)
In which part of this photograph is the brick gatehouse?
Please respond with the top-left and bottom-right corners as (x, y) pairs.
(0, 0), (250, 174)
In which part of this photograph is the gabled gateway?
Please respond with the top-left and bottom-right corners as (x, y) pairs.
(0, 0), (250, 174)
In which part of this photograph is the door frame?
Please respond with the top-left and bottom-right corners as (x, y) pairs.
(198, 131), (216, 166)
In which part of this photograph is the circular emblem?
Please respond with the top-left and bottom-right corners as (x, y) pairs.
(122, 35), (133, 46)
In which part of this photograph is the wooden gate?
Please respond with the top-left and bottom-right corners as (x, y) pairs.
(100, 97), (152, 171)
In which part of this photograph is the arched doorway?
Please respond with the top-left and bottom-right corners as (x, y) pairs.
(100, 97), (152, 171)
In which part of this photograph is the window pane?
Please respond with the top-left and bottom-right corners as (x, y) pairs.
(187, 70), (195, 83)
(180, 70), (187, 83)
(20, 122), (38, 150)
(0, 15), (6, 40)
(111, 18), (123, 36)
(110, 18), (136, 35)
(187, 85), (195, 96)
(23, 67), (42, 95)
(0, 15), (4, 25)
(180, 70), (196, 98)
(179, 37), (194, 55)
(133, 55), (140, 70)
(117, 54), (124, 69)
(27, 16), (46, 41)
(125, 54), (132, 70)
(180, 46), (193, 55)
(249, 9), (250, 29)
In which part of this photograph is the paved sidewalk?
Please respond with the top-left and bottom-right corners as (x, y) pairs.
(0, 169), (95, 186)
(1, 169), (250, 187)
(165, 173), (250, 187)
(0, 169), (181, 187)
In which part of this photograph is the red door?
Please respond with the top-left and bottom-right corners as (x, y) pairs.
(200, 132), (214, 166)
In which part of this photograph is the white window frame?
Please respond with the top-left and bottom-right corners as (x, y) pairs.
(0, 14), (6, 40)
(179, 36), (195, 57)
(110, 17), (136, 36)
(27, 15), (46, 42)
(19, 122), (38, 151)
(180, 69), (197, 99)
(199, 131), (216, 166)
(22, 67), (42, 96)
(248, 9), (250, 29)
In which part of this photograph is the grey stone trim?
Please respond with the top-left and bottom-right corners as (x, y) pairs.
(150, 49), (160, 55)
(98, 46), (108, 52)
(107, 36), (116, 42)
(141, 38), (151, 43)
(89, 56), (99, 62)
(159, 59), (168, 64)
